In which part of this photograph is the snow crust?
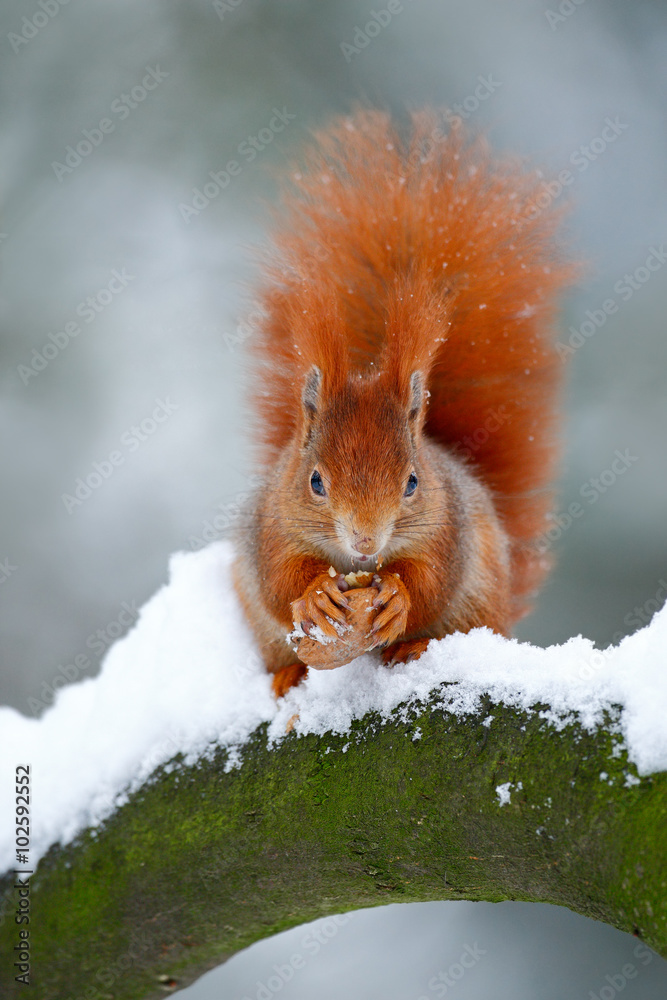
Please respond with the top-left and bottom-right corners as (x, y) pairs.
(496, 780), (522, 807)
(1, 540), (666, 874)
(496, 783), (513, 807)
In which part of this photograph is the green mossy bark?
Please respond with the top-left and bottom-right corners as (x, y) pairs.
(1, 697), (665, 998)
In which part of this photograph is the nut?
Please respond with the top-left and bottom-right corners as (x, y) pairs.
(343, 570), (374, 588)
(295, 586), (378, 669)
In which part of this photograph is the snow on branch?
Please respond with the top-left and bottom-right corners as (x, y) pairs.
(1, 540), (666, 874)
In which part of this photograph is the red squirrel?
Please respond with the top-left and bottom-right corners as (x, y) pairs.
(232, 109), (577, 697)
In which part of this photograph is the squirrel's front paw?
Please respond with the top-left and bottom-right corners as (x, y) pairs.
(368, 572), (411, 647)
(291, 572), (350, 640)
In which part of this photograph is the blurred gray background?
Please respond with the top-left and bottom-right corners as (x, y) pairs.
(2, 0), (666, 995)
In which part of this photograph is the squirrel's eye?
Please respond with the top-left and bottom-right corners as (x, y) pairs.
(405, 472), (418, 497)
(310, 469), (326, 496)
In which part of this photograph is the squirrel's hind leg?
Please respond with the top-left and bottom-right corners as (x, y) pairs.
(382, 638), (431, 667)
(271, 662), (308, 698)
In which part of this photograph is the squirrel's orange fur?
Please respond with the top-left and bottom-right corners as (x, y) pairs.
(232, 110), (577, 696)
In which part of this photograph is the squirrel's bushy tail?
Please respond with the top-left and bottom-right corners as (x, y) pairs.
(250, 109), (579, 620)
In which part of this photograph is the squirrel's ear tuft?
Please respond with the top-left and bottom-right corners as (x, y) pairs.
(406, 370), (428, 440)
(408, 370), (425, 422)
(301, 365), (321, 446)
(302, 365), (321, 414)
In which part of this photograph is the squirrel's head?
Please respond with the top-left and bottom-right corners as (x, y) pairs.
(293, 364), (432, 569)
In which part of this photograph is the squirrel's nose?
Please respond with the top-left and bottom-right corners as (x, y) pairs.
(353, 533), (376, 555)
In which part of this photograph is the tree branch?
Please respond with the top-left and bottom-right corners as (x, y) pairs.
(1, 695), (665, 998)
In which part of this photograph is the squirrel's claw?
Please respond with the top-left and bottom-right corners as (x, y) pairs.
(368, 572), (410, 648)
(291, 572), (351, 640)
